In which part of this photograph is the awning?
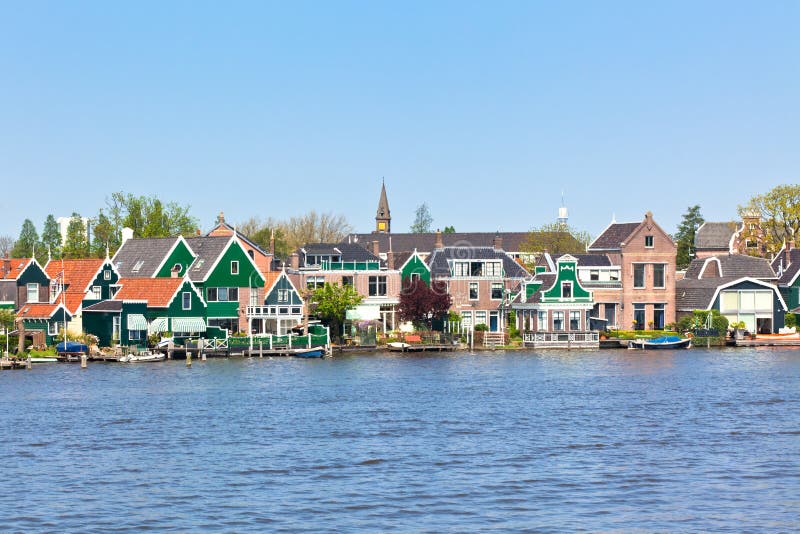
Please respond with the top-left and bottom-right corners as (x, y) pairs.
(148, 317), (169, 334)
(346, 304), (382, 321)
(127, 314), (148, 330)
(171, 317), (206, 333)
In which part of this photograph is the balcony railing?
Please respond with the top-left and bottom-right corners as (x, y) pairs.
(247, 305), (303, 317)
(523, 331), (599, 344)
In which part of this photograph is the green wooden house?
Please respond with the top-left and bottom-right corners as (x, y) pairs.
(399, 250), (431, 285)
(249, 269), (304, 335)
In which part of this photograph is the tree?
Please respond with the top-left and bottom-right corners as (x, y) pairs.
(11, 219), (39, 258)
(443, 226), (456, 234)
(0, 309), (14, 332)
(91, 209), (119, 257)
(398, 279), (452, 330)
(41, 214), (62, 258)
(311, 283), (363, 340)
(739, 184), (800, 253)
(0, 235), (14, 258)
(674, 205), (704, 270)
(520, 222), (590, 258)
(410, 203), (433, 233)
(62, 213), (90, 259)
(107, 192), (199, 239)
(237, 216), (291, 258)
(282, 211), (352, 251)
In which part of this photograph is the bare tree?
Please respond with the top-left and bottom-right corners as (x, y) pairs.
(283, 211), (352, 249)
(0, 235), (13, 257)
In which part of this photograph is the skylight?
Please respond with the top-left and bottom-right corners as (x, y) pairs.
(132, 260), (145, 273)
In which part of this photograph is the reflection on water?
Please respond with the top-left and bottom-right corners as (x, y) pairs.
(1, 348), (799, 531)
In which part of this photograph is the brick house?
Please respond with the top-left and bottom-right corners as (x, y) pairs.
(588, 212), (676, 330)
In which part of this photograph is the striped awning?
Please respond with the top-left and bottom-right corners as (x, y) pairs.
(171, 317), (206, 333)
(148, 317), (169, 334)
(126, 314), (147, 330)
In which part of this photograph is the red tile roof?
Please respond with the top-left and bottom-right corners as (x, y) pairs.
(0, 258), (34, 280)
(263, 271), (282, 293)
(115, 278), (184, 307)
(17, 302), (64, 319)
(45, 258), (106, 314)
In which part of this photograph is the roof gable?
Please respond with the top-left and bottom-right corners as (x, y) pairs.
(112, 237), (182, 278)
(588, 222), (640, 251)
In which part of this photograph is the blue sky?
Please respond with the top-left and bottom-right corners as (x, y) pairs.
(1, 1), (798, 240)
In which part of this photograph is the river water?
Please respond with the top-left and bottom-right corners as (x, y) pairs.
(1, 348), (799, 532)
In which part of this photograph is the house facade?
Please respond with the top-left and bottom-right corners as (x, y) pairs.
(0, 258), (50, 310)
(511, 254), (598, 348)
(427, 245), (530, 332)
(588, 212), (676, 330)
(248, 270), (304, 336)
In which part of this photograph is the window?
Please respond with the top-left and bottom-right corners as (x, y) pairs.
(231, 261), (239, 275)
(110, 285), (120, 298)
(368, 276), (387, 296)
(491, 282), (503, 300)
(206, 287), (238, 302)
(538, 310), (548, 331)
(453, 262), (469, 277)
(172, 263), (183, 274)
(410, 273), (420, 283)
(193, 259), (205, 271)
(129, 329), (141, 341)
(633, 264), (645, 288)
(562, 282), (572, 299)
(461, 311), (473, 328)
(250, 288), (259, 306)
(341, 276), (353, 287)
(590, 270), (600, 281)
(182, 292), (191, 310)
(48, 322), (59, 336)
(610, 269), (620, 281)
(470, 262), (484, 277)
(132, 260), (145, 273)
(469, 282), (479, 300)
(653, 304), (665, 330)
(278, 289), (289, 303)
(112, 316), (121, 341)
(570, 310), (581, 330)
(90, 286), (102, 300)
(653, 264), (665, 289)
(485, 262), (502, 277)
(553, 311), (564, 331)
(27, 283), (39, 303)
(103, 270), (112, 280)
(633, 304), (645, 330)
(307, 276), (325, 289)
(645, 235), (654, 248)
(475, 311), (487, 325)
(745, 240), (758, 249)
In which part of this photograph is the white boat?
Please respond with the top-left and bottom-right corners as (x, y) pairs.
(120, 350), (166, 363)
(30, 357), (58, 363)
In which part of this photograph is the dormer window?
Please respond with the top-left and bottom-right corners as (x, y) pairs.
(645, 235), (654, 248)
(132, 260), (145, 273)
(231, 261), (239, 275)
(27, 283), (39, 303)
(193, 259), (205, 271)
(173, 263), (183, 274)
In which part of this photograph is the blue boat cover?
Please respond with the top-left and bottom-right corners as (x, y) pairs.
(56, 341), (89, 353)
(648, 336), (683, 344)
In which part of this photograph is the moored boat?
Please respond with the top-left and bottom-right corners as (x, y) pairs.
(291, 347), (326, 358)
(120, 350), (166, 363)
(628, 336), (691, 350)
(29, 356), (58, 363)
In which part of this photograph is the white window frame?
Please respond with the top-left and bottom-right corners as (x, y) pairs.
(104, 270), (112, 280)
(538, 310), (547, 332)
(278, 289), (289, 303)
(27, 283), (39, 303)
(182, 291), (191, 310)
(653, 263), (666, 289)
(469, 282), (479, 300)
(132, 260), (145, 273)
(90, 286), (102, 300)
(48, 321), (59, 336)
(633, 263), (646, 289)
(129, 329), (141, 341)
(231, 261), (239, 275)
(645, 235), (654, 248)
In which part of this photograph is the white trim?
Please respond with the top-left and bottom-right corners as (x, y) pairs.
(706, 277), (788, 312)
(151, 236), (192, 279)
(397, 249), (430, 274)
(197, 236), (264, 285)
(698, 257), (722, 279)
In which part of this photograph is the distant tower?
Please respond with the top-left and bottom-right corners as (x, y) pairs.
(557, 191), (568, 229)
(375, 178), (391, 233)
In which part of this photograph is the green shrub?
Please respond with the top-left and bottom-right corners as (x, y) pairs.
(785, 313), (797, 329)
(474, 323), (489, 332)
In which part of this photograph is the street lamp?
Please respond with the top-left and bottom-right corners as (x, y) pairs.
(248, 270), (261, 353)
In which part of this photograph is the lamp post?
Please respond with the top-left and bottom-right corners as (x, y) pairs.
(247, 270), (260, 353)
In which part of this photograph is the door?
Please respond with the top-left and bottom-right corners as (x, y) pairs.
(489, 312), (499, 332)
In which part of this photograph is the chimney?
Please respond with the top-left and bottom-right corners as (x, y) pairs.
(493, 232), (503, 251)
(218, 211), (225, 224)
(435, 229), (443, 250)
(786, 239), (792, 267)
(196, 228), (201, 236)
(269, 229), (275, 256)
(372, 240), (380, 257)
(1, 259), (9, 278)
(171, 265), (180, 278)
(120, 227), (134, 246)
(290, 252), (300, 270)
(387, 250), (395, 270)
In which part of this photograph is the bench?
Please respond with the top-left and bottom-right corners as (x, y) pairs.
(404, 334), (422, 344)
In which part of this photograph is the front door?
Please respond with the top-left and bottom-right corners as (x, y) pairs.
(489, 312), (499, 332)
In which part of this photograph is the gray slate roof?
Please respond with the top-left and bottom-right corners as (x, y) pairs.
(514, 273), (557, 304)
(588, 223), (640, 251)
(83, 300), (123, 312)
(556, 253), (612, 267)
(298, 243), (383, 264)
(427, 247), (530, 278)
(774, 248), (800, 285)
(676, 277), (728, 311)
(343, 231), (581, 254)
(695, 222), (738, 250)
(113, 237), (181, 278)
(683, 254), (776, 280)
(185, 236), (233, 281)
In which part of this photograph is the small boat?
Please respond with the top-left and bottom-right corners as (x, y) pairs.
(291, 347), (326, 358)
(120, 350), (166, 363)
(387, 342), (410, 352)
(56, 341), (89, 356)
(628, 336), (691, 350)
(29, 356), (58, 363)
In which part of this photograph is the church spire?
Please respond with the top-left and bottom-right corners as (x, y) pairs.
(375, 178), (391, 233)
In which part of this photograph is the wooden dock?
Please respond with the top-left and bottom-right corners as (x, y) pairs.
(732, 338), (800, 347)
(0, 358), (29, 370)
